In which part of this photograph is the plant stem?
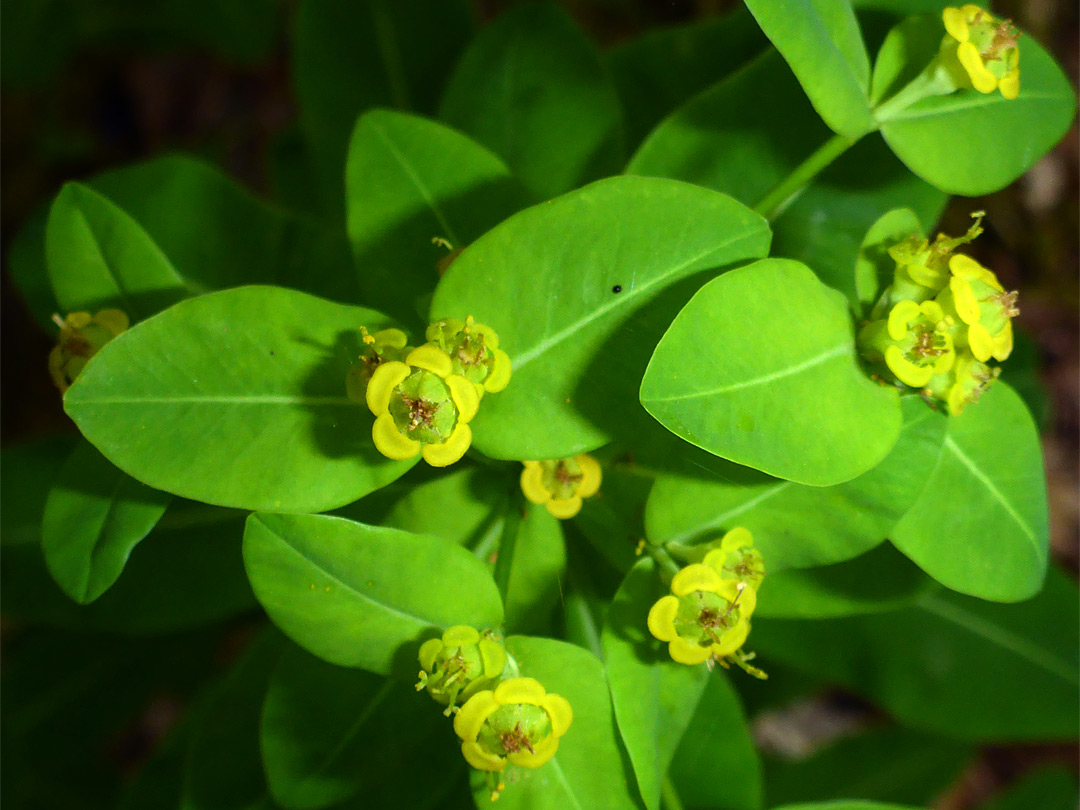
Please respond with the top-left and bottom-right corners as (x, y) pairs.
(660, 775), (686, 810)
(753, 133), (857, 221)
(648, 544), (682, 580)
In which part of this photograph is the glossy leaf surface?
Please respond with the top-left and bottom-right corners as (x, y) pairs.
(64, 286), (412, 513)
(641, 259), (902, 486)
(243, 513), (503, 675)
(431, 175), (771, 459)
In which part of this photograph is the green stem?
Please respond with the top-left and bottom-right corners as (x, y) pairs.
(664, 540), (708, 565)
(492, 490), (523, 605)
(753, 133), (856, 221)
(648, 544), (682, 580)
(660, 775), (686, 810)
(872, 56), (963, 124)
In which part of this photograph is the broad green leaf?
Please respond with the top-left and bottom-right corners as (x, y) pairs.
(382, 466), (506, 547)
(505, 504), (567, 634)
(755, 544), (933, 619)
(764, 727), (971, 808)
(2, 499), (255, 635)
(641, 258), (902, 486)
(891, 383), (1049, 602)
(668, 670), (762, 810)
(261, 644), (465, 810)
(605, 9), (768, 149)
(645, 397), (945, 568)
(431, 175), (771, 460)
(484, 635), (643, 810)
(743, 0), (873, 137)
(182, 630), (284, 810)
(853, 207), (922, 313)
(90, 155), (358, 304)
(64, 285), (412, 513)
(346, 109), (527, 325)
(42, 440), (171, 604)
(602, 559), (709, 810)
(46, 183), (187, 320)
(872, 15), (1077, 195)
(999, 330), (1051, 432)
(439, 2), (624, 200)
(626, 50), (946, 305)
(1, 434), (77, 547)
(293, 0), (474, 213)
(753, 567), (1080, 740)
(242, 513), (503, 675)
(769, 803), (921, 810)
(979, 766), (1078, 810)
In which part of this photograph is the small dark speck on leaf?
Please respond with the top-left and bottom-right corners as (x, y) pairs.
(612, 285), (622, 293)
(270, 350), (275, 356)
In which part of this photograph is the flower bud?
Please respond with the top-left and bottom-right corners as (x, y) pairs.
(416, 626), (507, 715)
(48, 309), (129, 392)
(453, 677), (573, 772)
(519, 455), (602, 519)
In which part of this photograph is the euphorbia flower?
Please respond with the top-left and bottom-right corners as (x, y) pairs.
(416, 626), (507, 715)
(366, 344), (480, 466)
(859, 300), (956, 388)
(520, 455), (602, 519)
(49, 309), (129, 392)
(702, 527), (766, 592)
(453, 677), (573, 772)
(943, 5), (1020, 99)
(345, 327), (410, 403)
(936, 254), (1017, 362)
(426, 316), (511, 396)
(647, 563), (756, 665)
(926, 352), (1001, 416)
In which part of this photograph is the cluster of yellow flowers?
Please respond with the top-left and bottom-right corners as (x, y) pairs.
(647, 528), (766, 670)
(350, 316), (511, 467)
(415, 626), (572, 799)
(858, 213), (1016, 415)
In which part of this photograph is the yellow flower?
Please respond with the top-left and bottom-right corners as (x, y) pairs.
(858, 300), (956, 388)
(416, 626), (507, 714)
(926, 351), (1001, 416)
(936, 254), (1017, 362)
(520, 455), (602, 519)
(702, 527), (766, 592)
(345, 327), (409, 404)
(453, 677), (573, 772)
(366, 344), (480, 467)
(943, 5), (1020, 99)
(48, 309), (129, 392)
(647, 563), (756, 665)
(425, 316), (512, 396)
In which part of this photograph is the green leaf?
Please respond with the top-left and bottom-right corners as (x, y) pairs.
(439, 2), (624, 200)
(979, 766), (1078, 810)
(853, 207), (923, 314)
(641, 258), (902, 486)
(3, 499), (255, 635)
(1, 435), (77, 547)
(382, 466), (506, 548)
(756, 544), (933, 619)
(242, 513), (503, 675)
(293, 0), (474, 213)
(46, 183), (187, 320)
(668, 670), (762, 810)
(873, 15), (1077, 195)
(261, 644), (465, 810)
(345, 108), (528, 325)
(763, 727), (971, 808)
(602, 559), (709, 810)
(182, 630), (284, 810)
(431, 175), (771, 460)
(90, 154), (358, 304)
(605, 9), (767, 149)
(64, 285), (412, 513)
(891, 383), (1049, 602)
(769, 802), (923, 810)
(574, 464), (654, 574)
(626, 51), (945, 307)
(645, 397), (945, 568)
(505, 503), (567, 634)
(743, 0), (873, 138)
(753, 567), (1080, 740)
(482, 635), (643, 810)
(42, 440), (171, 604)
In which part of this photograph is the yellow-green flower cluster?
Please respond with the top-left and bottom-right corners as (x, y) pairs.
(858, 215), (1015, 416)
(943, 5), (1020, 99)
(647, 528), (764, 666)
(414, 626), (573, 792)
(49, 309), (129, 392)
(348, 316), (512, 467)
(520, 454), (602, 519)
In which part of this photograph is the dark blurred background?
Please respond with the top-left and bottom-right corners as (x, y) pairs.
(2, 1), (1076, 807)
